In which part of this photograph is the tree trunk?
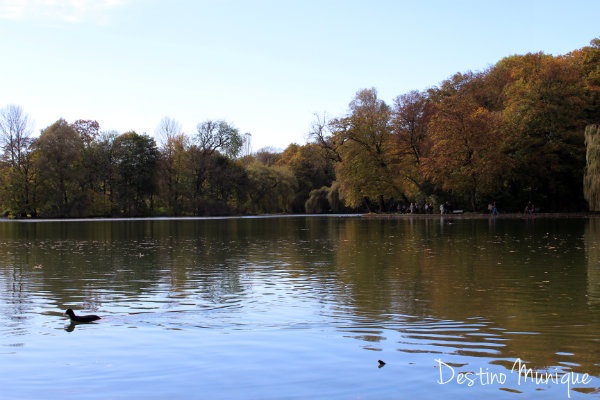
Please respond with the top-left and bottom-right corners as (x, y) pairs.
(363, 196), (373, 213)
(378, 194), (386, 212)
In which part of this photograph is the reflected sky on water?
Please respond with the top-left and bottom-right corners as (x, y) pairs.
(0, 216), (599, 399)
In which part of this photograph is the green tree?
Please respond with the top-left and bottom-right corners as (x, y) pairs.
(196, 120), (243, 158)
(304, 186), (330, 213)
(185, 120), (244, 214)
(254, 147), (282, 166)
(304, 182), (346, 213)
(112, 132), (159, 216)
(84, 132), (119, 216)
(202, 153), (249, 214)
(246, 162), (297, 213)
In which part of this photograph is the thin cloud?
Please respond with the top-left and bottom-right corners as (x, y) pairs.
(0, 0), (130, 23)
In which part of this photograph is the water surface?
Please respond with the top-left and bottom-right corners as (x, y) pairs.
(0, 216), (599, 399)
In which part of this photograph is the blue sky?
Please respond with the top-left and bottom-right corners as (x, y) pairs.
(0, 0), (599, 151)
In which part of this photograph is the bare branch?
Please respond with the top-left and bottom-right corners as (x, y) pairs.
(155, 117), (183, 147)
(309, 112), (342, 162)
(0, 104), (32, 168)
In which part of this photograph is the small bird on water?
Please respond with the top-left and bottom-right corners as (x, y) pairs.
(378, 360), (386, 368)
(64, 309), (101, 323)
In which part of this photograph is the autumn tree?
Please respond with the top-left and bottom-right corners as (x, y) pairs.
(567, 38), (600, 123)
(390, 90), (433, 196)
(71, 119), (100, 146)
(277, 143), (335, 212)
(584, 124), (600, 211)
(327, 88), (400, 211)
(422, 82), (506, 211)
(391, 91), (432, 165)
(33, 119), (85, 216)
(500, 53), (589, 210)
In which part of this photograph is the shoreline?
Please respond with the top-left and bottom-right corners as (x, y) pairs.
(360, 212), (599, 220)
(0, 212), (599, 222)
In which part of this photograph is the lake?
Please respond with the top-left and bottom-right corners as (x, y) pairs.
(0, 215), (599, 399)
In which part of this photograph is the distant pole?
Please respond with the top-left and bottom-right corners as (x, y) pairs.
(244, 132), (252, 156)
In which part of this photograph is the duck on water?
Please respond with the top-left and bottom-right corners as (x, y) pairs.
(64, 309), (101, 323)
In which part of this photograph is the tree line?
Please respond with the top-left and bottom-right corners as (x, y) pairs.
(0, 111), (336, 217)
(313, 38), (600, 213)
(1, 38), (599, 217)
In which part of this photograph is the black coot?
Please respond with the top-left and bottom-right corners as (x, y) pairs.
(65, 309), (101, 323)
